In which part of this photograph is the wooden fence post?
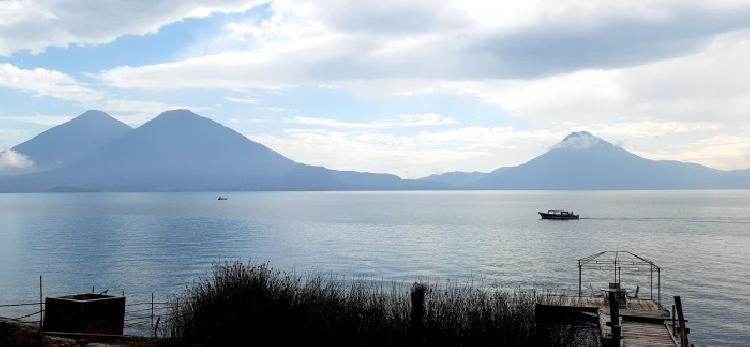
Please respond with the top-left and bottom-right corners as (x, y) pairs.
(672, 305), (677, 336)
(675, 296), (689, 346)
(39, 275), (43, 331)
(410, 283), (426, 345)
(151, 292), (155, 337)
(608, 291), (621, 343)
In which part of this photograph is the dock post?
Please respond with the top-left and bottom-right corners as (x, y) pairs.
(672, 305), (677, 336)
(608, 291), (622, 343)
(675, 296), (689, 346)
(617, 266), (621, 284)
(657, 268), (661, 306)
(39, 275), (43, 331)
(613, 259), (617, 283)
(151, 292), (155, 337)
(650, 264), (653, 300)
(578, 263), (582, 297)
(410, 283), (426, 345)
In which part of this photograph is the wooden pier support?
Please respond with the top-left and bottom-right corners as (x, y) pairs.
(603, 291), (622, 346)
(674, 296), (689, 346)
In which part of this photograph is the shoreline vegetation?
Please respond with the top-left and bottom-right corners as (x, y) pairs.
(165, 261), (594, 346)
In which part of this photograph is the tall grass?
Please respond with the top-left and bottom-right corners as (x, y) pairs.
(166, 262), (586, 346)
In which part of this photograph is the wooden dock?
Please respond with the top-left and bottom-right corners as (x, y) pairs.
(537, 295), (689, 346)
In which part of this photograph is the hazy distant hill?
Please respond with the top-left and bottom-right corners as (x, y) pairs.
(0, 110), (438, 192)
(423, 131), (750, 189)
(12, 110), (131, 171)
(420, 171), (489, 187)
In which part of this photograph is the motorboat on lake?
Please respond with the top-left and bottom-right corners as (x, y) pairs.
(217, 197), (228, 201)
(538, 209), (579, 220)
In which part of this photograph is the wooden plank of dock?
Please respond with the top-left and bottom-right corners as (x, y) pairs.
(622, 321), (675, 346)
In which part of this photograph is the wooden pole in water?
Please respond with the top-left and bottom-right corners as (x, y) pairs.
(151, 292), (155, 337)
(39, 275), (43, 331)
(578, 263), (582, 297)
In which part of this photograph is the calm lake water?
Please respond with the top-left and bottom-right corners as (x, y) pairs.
(0, 191), (748, 344)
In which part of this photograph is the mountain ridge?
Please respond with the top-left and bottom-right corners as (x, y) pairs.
(422, 131), (750, 189)
(0, 110), (441, 192)
(2, 110), (748, 191)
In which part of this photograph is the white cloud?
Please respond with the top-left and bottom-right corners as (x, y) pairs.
(0, 115), (73, 127)
(580, 121), (722, 139)
(353, 29), (750, 126)
(0, 63), (195, 126)
(0, 148), (33, 172)
(225, 96), (259, 104)
(0, 63), (102, 103)
(0, 0), (266, 55)
(0, 129), (35, 150)
(261, 106), (290, 112)
(633, 131), (750, 170)
(287, 113), (454, 129)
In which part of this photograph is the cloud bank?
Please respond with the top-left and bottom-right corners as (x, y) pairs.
(97, 1), (750, 88)
(0, 148), (33, 173)
(0, 0), (265, 55)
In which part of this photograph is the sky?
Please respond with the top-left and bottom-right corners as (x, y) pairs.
(1, 0), (750, 178)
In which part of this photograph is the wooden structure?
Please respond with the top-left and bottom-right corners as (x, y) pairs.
(537, 294), (691, 346)
(578, 250), (661, 305)
(538, 251), (691, 346)
(43, 293), (125, 335)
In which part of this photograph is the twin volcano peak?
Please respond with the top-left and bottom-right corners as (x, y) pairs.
(153, 109), (200, 120)
(141, 109), (220, 128)
(74, 109), (111, 119)
(66, 109), (128, 127)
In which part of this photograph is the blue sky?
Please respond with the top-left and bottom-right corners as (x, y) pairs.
(2, 0), (750, 177)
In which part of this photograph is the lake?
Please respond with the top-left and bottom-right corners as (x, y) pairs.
(0, 191), (748, 344)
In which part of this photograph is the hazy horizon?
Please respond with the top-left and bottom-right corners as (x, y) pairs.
(2, 1), (750, 178)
